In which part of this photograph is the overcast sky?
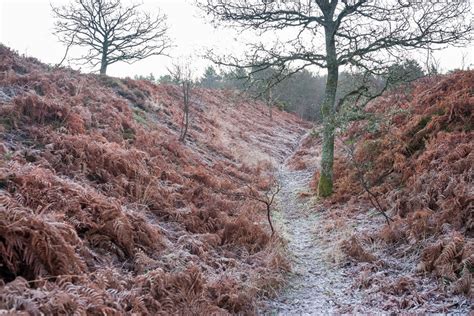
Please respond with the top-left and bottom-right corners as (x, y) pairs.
(0, 0), (472, 79)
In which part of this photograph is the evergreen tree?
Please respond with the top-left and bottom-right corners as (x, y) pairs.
(200, 66), (222, 89)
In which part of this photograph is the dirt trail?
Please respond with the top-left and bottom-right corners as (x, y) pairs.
(262, 139), (369, 314)
(261, 132), (472, 315)
(263, 167), (362, 314)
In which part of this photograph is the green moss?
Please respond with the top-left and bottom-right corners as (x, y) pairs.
(406, 137), (425, 155)
(3, 152), (13, 161)
(122, 127), (136, 140)
(0, 117), (14, 130)
(318, 173), (333, 198)
(442, 125), (453, 133)
(133, 109), (148, 126)
(407, 115), (430, 136)
(416, 115), (431, 131)
(463, 121), (473, 132)
(0, 170), (11, 189)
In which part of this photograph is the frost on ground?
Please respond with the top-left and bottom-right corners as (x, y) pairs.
(0, 45), (311, 315)
(261, 125), (472, 314)
(260, 159), (386, 314)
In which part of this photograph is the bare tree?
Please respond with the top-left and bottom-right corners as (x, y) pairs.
(168, 60), (195, 142)
(220, 175), (281, 236)
(266, 87), (273, 120)
(342, 141), (393, 225)
(460, 50), (470, 71)
(200, 0), (473, 197)
(247, 66), (286, 120)
(241, 179), (281, 236)
(52, 0), (170, 75)
(424, 48), (442, 76)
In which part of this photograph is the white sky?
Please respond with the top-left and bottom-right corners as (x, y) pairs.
(0, 0), (472, 79)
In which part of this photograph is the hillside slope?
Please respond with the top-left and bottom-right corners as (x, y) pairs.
(0, 45), (308, 314)
(309, 71), (473, 312)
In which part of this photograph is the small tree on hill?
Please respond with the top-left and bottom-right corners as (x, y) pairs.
(52, 0), (170, 75)
(169, 60), (196, 143)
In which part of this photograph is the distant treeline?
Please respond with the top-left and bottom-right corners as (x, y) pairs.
(135, 59), (425, 122)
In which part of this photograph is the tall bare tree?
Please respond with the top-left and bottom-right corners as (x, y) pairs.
(200, 0), (472, 197)
(52, 0), (170, 75)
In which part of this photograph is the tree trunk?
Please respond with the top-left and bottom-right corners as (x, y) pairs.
(318, 24), (339, 198)
(100, 43), (108, 75)
(179, 82), (190, 142)
(181, 105), (189, 141)
(267, 88), (273, 121)
(100, 62), (107, 75)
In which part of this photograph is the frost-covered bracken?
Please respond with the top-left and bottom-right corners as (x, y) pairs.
(0, 45), (308, 314)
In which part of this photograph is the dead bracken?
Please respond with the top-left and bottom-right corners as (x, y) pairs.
(0, 45), (307, 315)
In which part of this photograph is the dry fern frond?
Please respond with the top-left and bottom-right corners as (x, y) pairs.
(452, 266), (472, 296)
(0, 44), (306, 314)
(340, 236), (377, 263)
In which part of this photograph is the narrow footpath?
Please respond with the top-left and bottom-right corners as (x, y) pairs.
(263, 141), (368, 314)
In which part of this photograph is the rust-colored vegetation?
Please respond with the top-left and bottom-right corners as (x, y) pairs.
(327, 71), (473, 304)
(0, 45), (307, 314)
